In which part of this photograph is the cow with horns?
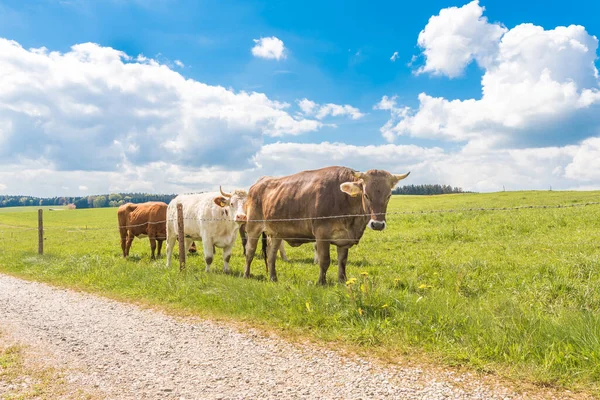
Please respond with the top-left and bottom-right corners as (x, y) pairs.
(242, 166), (410, 284)
(165, 187), (248, 273)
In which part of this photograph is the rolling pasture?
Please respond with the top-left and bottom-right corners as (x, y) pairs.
(1, 191), (600, 393)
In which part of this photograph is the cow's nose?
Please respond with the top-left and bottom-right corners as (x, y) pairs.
(368, 220), (386, 231)
(235, 214), (247, 222)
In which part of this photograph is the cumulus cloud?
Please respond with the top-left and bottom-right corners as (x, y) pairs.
(379, 0), (600, 149)
(1, 138), (599, 196)
(390, 51), (399, 62)
(416, 0), (506, 77)
(0, 38), (323, 174)
(297, 98), (365, 120)
(251, 36), (286, 60)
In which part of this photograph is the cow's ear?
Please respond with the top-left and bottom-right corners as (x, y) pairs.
(213, 196), (229, 207)
(340, 180), (363, 197)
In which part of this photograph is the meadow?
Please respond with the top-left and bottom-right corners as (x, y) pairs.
(1, 191), (600, 394)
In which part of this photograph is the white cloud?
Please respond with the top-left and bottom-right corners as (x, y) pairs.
(416, 0), (507, 77)
(174, 59), (184, 68)
(390, 51), (399, 62)
(379, 1), (600, 149)
(251, 36), (286, 60)
(0, 38), (323, 175)
(297, 98), (365, 120)
(1, 139), (600, 196)
(0, 183), (6, 191)
(78, 185), (88, 191)
(298, 98), (317, 115)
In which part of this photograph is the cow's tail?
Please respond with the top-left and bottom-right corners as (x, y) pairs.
(117, 203), (138, 239)
(262, 232), (268, 272)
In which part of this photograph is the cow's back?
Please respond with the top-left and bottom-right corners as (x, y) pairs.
(167, 193), (234, 241)
(247, 166), (365, 241)
(127, 202), (167, 237)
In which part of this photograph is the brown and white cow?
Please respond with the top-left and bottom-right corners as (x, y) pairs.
(165, 188), (248, 272)
(118, 202), (167, 260)
(242, 166), (409, 284)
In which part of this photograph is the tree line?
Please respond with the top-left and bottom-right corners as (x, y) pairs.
(0, 184), (467, 209)
(0, 193), (178, 209)
(393, 184), (466, 195)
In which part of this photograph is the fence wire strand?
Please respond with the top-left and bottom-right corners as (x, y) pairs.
(1, 200), (600, 244)
(4, 200), (598, 232)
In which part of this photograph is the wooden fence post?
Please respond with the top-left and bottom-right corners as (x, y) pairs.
(38, 209), (43, 255)
(177, 203), (185, 271)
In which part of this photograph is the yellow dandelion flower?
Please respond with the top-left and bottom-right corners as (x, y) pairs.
(381, 304), (389, 309)
(358, 307), (364, 316)
(360, 271), (369, 277)
(305, 301), (312, 312)
(346, 278), (357, 286)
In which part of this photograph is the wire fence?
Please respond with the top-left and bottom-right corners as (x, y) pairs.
(2, 200), (600, 233)
(0, 199), (599, 256)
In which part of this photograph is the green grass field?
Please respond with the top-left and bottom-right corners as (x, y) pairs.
(1, 191), (600, 394)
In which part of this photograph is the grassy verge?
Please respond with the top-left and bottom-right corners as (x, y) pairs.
(0, 331), (94, 399)
(1, 191), (600, 395)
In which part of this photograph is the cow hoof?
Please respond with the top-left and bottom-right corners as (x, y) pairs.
(270, 276), (278, 282)
(223, 268), (230, 274)
(205, 267), (210, 273)
(243, 273), (250, 279)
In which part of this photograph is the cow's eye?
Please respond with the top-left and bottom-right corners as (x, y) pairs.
(364, 193), (370, 201)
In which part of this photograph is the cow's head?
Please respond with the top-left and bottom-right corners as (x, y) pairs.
(213, 186), (248, 223)
(340, 169), (410, 231)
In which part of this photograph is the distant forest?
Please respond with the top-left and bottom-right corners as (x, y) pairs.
(393, 184), (466, 195)
(0, 185), (466, 209)
(0, 193), (177, 209)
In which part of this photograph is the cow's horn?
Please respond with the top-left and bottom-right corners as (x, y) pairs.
(393, 172), (411, 181)
(220, 186), (232, 198)
(353, 171), (365, 180)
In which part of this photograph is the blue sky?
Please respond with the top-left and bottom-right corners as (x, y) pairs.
(1, 0), (600, 195)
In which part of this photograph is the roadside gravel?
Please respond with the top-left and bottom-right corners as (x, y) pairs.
(0, 274), (561, 399)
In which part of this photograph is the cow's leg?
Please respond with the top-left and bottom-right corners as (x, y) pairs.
(279, 241), (289, 262)
(120, 230), (127, 258)
(202, 239), (214, 273)
(243, 229), (260, 279)
(336, 246), (349, 284)
(313, 243), (318, 264)
(157, 239), (164, 258)
(165, 235), (176, 268)
(150, 238), (157, 260)
(239, 224), (247, 256)
(267, 237), (282, 282)
(222, 242), (234, 274)
(316, 240), (331, 285)
(125, 234), (134, 258)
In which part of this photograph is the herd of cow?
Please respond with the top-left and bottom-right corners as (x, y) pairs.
(118, 166), (410, 285)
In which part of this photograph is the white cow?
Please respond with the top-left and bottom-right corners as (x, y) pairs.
(166, 187), (248, 272)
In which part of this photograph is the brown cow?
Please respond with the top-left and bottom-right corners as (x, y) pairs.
(118, 202), (199, 259)
(243, 166), (409, 284)
(118, 202), (167, 260)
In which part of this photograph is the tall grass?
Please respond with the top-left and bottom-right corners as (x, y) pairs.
(1, 191), (600, 393)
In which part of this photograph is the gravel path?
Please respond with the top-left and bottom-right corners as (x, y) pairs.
(0, 274), (546, 399)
